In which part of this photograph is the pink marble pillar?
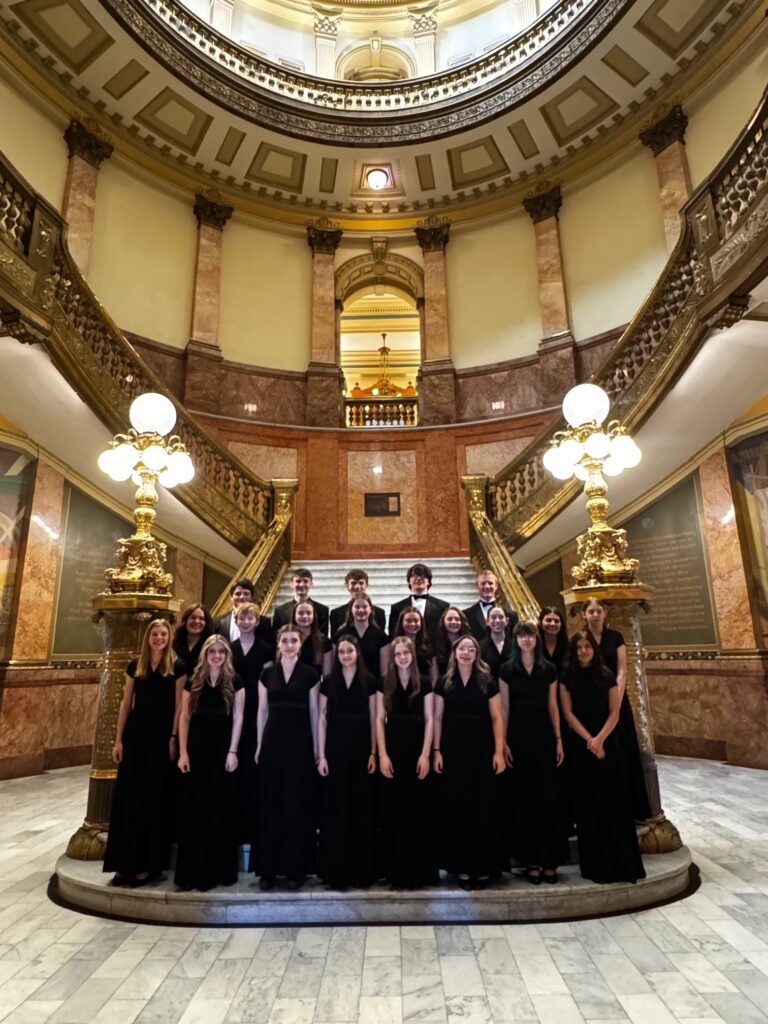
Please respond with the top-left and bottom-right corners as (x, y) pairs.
(173, 550), (205, 611)
(523, 186), (577, 407)
(61, 120), (113, 279)
(698, 446), (756, 650)
(9, 462), (66, 661)
(415, 219), (456, 424)
(307, 222), (344, 427)
(640, 106), (693, 253)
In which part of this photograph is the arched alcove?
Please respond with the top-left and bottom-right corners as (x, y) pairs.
(336, 42), (416, 82)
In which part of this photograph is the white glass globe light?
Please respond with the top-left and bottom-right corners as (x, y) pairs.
(603, 455), (624, 477)
(142, 443), (169, 471)
(167, 450), (195, 484)
(113, 442), (139, 472)
(131, 470), (143, 486)
(558, 437), (583, 466)
(543, 446), (575, 480)
(97, 449), (118, 476)
(562, 383), (610, 427)
(129, 392), (177, 436)
(366, 167), (389, 190)
(610, 433), (642, 468)
(584, 431), (611, 459)
(158, 467), (179, 489)
(574, 463), (589, 481)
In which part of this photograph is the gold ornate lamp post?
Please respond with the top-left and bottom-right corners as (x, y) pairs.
(66, 393), (192, 859)
(545, 383), (682, 854)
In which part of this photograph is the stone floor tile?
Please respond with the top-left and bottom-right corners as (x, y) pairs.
(366, 929), (402, 959)
(266, 997), (317, 1024)
(358, 996), (403, 1024)
(530, 993), (585, 1024)
(444, 995), (492, 1024)
(315, 974), (361, 1021)
(439, 955), (484, 997)
(402, 974), (446, 1023)
(361, 957), (402, 997)
(616, 993), (678, 1024)
(564, 972), (625, 1019)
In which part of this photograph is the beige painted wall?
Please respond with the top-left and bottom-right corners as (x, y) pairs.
(0, 70), (68, 209)
(560, 147), (668, 342)
(88, 162), (197, 349)
(219, 218), (311, 371)
(447, 211), (540, 369)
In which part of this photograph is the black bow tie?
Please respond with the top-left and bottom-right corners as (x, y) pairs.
(480, 601), (495, 609)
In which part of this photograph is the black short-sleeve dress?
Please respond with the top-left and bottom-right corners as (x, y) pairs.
(103, 658), (186, 878)
(332, 625), (389, 682)
(174, 675), (244, 891)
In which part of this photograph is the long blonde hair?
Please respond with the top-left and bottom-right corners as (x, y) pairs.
(443, 634), (493, 693)
(189, 635), (236, 713)
(382, 637), (422, 713)
(135, 619), (175, 678)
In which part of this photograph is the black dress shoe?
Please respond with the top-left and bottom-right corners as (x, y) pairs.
(287, 876), (305, 890)
(259, 877), (275, 891)
(525, 868), (543, 885)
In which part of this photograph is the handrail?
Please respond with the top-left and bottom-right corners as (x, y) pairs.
(0, 151), (273, 554)
(488, 85), (768, 548)
(462, 476), (541, 623)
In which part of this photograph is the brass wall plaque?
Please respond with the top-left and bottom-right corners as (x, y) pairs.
(364, 493), (401, 517)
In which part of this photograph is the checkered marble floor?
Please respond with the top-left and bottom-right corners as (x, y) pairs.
(1, 757), (767, 1024)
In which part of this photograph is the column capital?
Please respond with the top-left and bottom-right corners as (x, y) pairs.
(313, 4), (342, 37)
(63, 120), (113, 169)
(408, 3), (438, 34)
(523, 185), (562, 224)
(639, 105), (688, 156)
(193, 193), (234, 230)
(307, 220), (343, 254)
(415, 216), (450, 252)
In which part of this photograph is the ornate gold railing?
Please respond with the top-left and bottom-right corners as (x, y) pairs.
(210, 480), (298, 618)
(345, 397), (418, 428)
(488, 86), (768, 548)
(0, 152), (272, 554)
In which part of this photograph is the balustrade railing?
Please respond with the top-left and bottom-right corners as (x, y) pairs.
(345, 398), (418, 428)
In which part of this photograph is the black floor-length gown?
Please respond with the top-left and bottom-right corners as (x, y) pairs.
(318, 671), (378, 888)
(499, 660), (568, 869)
(174, 677), (243, 891)
(380, 676), (438, 888)
(562, 666), (646, 883)
(252, 661), (319, 881)
(434, 671), (504, 878)
(597, 628), (652, 821)
(104, 659), (185, 878)
(332, 625), (389, 681)
(232, 638), (273, 844)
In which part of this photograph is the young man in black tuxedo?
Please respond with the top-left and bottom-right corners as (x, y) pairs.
(387, 562), (449, 646)
(213, 577), (275, 647)
(272, 567), (330, 635)
(330, 568), (386, 635)
(462, 569), (519, 641)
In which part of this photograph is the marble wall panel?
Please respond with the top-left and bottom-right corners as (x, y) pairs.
(174, 550), (204, 611)
(534, 217), (570, 338)
(43, 682), (99, 749)
(11, 462), (66, 661)
(455, 360), (542, 422)
(697, 448), (755, 649)
(345, 450), (419, 547)
(0, 686), (46, 759)
(655, 141), (692, 252)
(228, 441), (298, 482)
(128, 334), (186, 398)
(311, 253), (337, 364)
(465, 437), (531, 477)
(62, 154), (99, 279)
(575, 329), (623, 381)
(190, 224), (223, 346)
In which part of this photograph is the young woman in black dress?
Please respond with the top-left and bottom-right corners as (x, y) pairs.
(559, 630), (646, 883)
(231, 602), (273, 845)
(480, 607), (515, 680)
(376, 637), (437, 889)
(583, 598), (651, 821)
(431, 607), (471, 683)
(433, 635), (506, 888)
(104, 619), (186, 887)
(538, 606), (568, 675)
(316, 635), (378, 888)
(172, 604), (213, 676)
(332, 594), (389, 682)
(293, 600), (333, 676)
(389, 608), (432, 676)
(175, 636), (244, 891)
(499, 621), (567, 884)
(254, 626), (321, 890)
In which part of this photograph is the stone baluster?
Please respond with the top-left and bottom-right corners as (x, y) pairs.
(640, 106), (693, 252)
(523, 185), (577, 407)
(307, 221), (345, 426)
(61, 120), (114, 278)
(415, 217), (456, 424)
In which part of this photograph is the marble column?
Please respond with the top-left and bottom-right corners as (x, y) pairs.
(313, 5), (342, 78)
(640, 106), (692, 253)
(184, 194), (233, 410)
(307, 222), (345, 427)
(408, 4), (438, 76)
(209, 0), (234, 34)
(415, 218), (456, 424)
(523, 185), (577, 406)
(9, 462), (66, 661)
(61, 120), (113, 279)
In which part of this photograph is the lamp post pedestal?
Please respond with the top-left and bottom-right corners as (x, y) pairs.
(562, 582), (682, 855)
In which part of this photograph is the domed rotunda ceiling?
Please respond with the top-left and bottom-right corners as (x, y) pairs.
(0, 0), (761, 229)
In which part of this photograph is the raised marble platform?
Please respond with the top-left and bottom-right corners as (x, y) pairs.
(53, 848), (694, 925)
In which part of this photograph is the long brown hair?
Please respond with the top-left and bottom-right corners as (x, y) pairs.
(382, 637), (422, 713)
(443, 634), (493, 693)
(434, 606), (471, 670)
(136, 619), (175, 678)
(292, 601), (324, 666)
(188, 636), (236, 713)
(340, 592), (375, 632)
(393, 607), (432, 659)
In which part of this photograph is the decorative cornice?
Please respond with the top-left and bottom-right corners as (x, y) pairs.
(313, 4), (343, 37)
(639, 105), (688, 156)
(523, 185), (562, 223)
(409, 4), (439, 34)
(415, 216), (450, 252)
(307, 221), (343, 254)
(193, 193), (234, 230)
(63, 120), (114, 169)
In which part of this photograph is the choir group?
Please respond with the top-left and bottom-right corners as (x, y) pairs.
(103, 564), (649, 894)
